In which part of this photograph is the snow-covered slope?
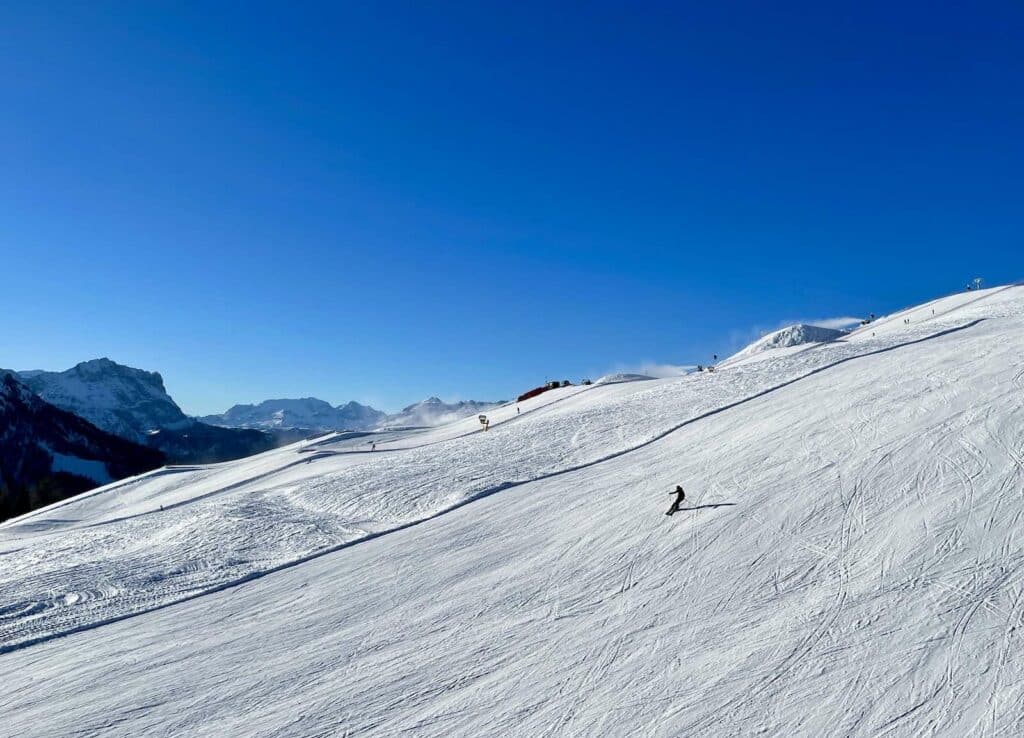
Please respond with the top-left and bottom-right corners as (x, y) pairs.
(201, 397), (385, 432)
(2, 285), (1024, 736)
(721, 323), (849, 367)
(381, 396), (503, 428)
(19, 358), (189, 441)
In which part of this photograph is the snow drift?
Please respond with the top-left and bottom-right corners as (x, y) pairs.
(722, 322), (849, 366)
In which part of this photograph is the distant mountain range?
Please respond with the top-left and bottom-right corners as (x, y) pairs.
(8, 358), (504, 438)
(200, 397), (386, 433)
(201, 395), (504, 432)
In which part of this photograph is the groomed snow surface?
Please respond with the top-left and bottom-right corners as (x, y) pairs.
(3, 285), (1024, 736)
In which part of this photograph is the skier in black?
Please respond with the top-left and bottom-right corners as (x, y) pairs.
(666, 485), (686, 516)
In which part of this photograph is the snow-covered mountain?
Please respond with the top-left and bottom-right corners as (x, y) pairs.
(201, 397), (386, 432)
(722, 322), (848, 366)
(338, 400), (389, 429)
(7, 285), (1024, 736)
(0, 373), (163, 521)
(11, 359), (289, 465)
(17, 358), (190, 442)
(381, 396), (504, 428)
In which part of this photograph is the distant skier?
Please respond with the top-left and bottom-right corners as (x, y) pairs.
(517, 407), (520, 415)
(371, 442), (376, 452)
(666, 485), (686, 516)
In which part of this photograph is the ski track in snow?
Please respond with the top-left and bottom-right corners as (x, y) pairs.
(2, 285), (1024, 736)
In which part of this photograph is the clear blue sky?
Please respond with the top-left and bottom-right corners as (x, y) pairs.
(1, 2), (1021, 414)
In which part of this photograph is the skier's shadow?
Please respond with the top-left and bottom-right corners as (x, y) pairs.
(676, 503), (737, 511)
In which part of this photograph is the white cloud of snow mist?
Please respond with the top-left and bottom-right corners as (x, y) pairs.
(602, 362), (696, 379)
(800, 316), (863, 330)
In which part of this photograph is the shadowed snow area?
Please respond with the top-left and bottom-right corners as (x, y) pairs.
(2, 285), (1024, 736)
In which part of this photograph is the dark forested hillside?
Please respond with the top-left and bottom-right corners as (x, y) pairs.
(0, 374), (164, 521)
